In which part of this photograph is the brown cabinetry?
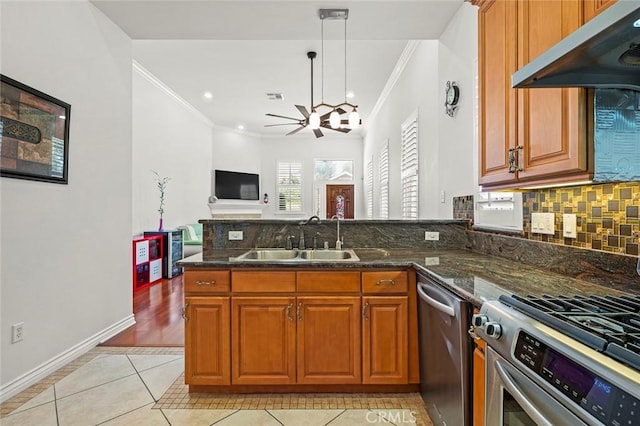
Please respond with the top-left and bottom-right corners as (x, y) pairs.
(584, 0), (617, 22)
(472, 308), (486, 426)
(183, 267), (417, 392)
(297, 296), (362, 384)
(184, 296), (230, 385)
(478, 0), (591, 190)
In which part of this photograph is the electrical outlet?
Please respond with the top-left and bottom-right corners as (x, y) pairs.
(424, 231), (440, 241)
(424, 257), (440, 266)
(12, 322), (24, 343)
(563, 213), (577, 238)
(228, 231), (243, 241)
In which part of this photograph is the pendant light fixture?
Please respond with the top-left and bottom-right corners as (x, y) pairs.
(313, 8), (362, 131)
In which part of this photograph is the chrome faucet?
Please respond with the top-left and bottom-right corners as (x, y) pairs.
(330, 215), (342, 250)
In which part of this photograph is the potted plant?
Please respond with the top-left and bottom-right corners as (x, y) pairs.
(152, 170), (170, 231)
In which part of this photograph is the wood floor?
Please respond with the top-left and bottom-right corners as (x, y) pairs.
(101, 274), (185, 347)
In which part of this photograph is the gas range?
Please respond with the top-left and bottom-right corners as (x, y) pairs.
(475, 294), (640, 426)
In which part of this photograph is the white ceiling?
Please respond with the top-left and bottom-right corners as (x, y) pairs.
(91, 0), (464, 137)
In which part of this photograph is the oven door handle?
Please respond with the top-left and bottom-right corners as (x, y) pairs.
(495, 360), (554, 426)
(417, 283), (455, 317)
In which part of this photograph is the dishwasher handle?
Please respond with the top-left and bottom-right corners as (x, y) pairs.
(417, 283), (455, 317)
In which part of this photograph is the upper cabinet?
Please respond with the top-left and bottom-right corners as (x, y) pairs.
(478, 0), (596, 190)
(584, 0), (617, 22)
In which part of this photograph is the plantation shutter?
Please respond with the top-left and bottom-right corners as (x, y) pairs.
(378, 143), (389, 219)
(366, 157), (373, 219)
(401, 114), (418, 219)
(277, 162), (302, 212)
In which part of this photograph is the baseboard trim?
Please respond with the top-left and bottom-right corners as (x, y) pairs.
(0, 314), (136, 403)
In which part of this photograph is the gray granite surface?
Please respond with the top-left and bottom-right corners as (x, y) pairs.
(178, 247), (638, 307)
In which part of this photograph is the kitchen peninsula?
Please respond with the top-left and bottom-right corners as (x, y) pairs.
(178, 219), (639, 394)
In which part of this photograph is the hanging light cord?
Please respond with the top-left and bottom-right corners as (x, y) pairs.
(344, 16), (347, 104)
(321, 18), (325, 104)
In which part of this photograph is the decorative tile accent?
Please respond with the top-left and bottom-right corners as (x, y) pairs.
(523, 182), (640, 256)
(453, 195), (474, 221)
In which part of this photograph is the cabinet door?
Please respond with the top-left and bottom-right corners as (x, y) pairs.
(517, 0), (589, 183)
(584, 0), (617, 22)
(478, 0), (519, 186)
(297, 296), (361, 384)
(184, 297), (230, 385)
(362, 296), (408, 384)
(231, 297), (296, 385)
(473, 337), (486, 426)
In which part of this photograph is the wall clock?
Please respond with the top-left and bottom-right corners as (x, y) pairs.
(445, 81), (459, 117)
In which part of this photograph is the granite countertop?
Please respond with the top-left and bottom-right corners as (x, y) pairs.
(178, 248), (638, 307)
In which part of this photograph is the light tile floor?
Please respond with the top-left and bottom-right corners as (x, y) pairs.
(0, 347), (431, 425)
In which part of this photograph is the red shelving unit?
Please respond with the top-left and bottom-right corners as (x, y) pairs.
(132, 235), (163, 292)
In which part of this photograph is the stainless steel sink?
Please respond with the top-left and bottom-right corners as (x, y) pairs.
(229, 248), (360, 262)
(299, 249), (358, 261)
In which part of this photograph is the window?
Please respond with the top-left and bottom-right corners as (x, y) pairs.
(379, 142), (389, 219)
(366, 157), (373, 219)
(401, 113), (418, 219)
(278, 162), (302, 212)
(314, 160), (353, 181)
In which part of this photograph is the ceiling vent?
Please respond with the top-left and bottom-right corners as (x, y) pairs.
(266, 93), (284, 101)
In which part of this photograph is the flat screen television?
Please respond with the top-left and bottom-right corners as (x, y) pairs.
(214, 169), (259, 200)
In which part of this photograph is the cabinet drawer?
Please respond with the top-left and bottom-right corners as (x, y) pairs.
(232, 271), (296, 293)
(362, 271), (408, 294)
(297, 271), (360, 293)
(185, 270), (230, 293)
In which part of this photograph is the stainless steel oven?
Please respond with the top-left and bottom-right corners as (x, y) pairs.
(475, 295), (640, 426)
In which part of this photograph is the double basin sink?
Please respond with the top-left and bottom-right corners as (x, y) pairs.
(229, 248), (360, 263)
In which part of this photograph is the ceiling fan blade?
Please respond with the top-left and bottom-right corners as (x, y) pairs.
(313, 128), (324, 138)
(264, 123), (302, 127)
(320, 123), (352, 133)
(266, 113), (302, 121)
(286, 126), (306, 136)
(295, 105), (310, 118)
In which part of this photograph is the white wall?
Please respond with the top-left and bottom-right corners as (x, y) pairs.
(132, 64), (213, 234)
(363, 3), (477, 219)
(1, 0), (132, 396)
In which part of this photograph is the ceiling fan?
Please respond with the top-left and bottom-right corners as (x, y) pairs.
(265, 51), (351, 138)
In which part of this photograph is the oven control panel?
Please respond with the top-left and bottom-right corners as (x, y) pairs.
(515, 331), (639, 426)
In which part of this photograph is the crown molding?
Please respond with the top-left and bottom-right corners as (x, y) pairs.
(133, 60), (213, 127)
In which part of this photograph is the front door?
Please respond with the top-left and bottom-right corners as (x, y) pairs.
(326, 184), (354, 219)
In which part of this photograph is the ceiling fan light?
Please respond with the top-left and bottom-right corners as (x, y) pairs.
(329, 110), (341, 129)
(309, 111), (321, 129)
(348, 109), (360, 129)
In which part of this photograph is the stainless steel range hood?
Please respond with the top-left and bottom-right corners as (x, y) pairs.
(512, 1), (640, 90)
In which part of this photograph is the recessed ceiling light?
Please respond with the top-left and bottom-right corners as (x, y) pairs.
(236, 124), (245, 130)
(203, 91), (213, 102)
(346, 91), (355, 99)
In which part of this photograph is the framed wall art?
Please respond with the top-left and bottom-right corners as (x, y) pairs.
(0, 75), (71, 184)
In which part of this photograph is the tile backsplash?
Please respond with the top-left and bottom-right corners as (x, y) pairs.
(522, 182), (640, 256)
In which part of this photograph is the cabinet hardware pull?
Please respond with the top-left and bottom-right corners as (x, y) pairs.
(296, 302), (303, 321)
(375, 279), (395, 286)
(362, 302), (370, 321)
(468, 326), (479, 340)
(515, 145), (523, 172)
(181, 302), (189, 321)
(196, 280), (215, 286)
(508, 148), (516, 173)
(285, 302), (294, 322)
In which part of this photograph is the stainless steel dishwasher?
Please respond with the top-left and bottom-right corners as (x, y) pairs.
(417, 274), (472, 426)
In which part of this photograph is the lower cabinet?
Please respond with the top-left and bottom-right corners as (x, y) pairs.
(231, 297), (296, 385)
(473, 332), (486, 426)
(297, 296), (361, 384)
(363, 296), (408, 384)
(184, 296), (230, 385)
(184, 268), (416, 390)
